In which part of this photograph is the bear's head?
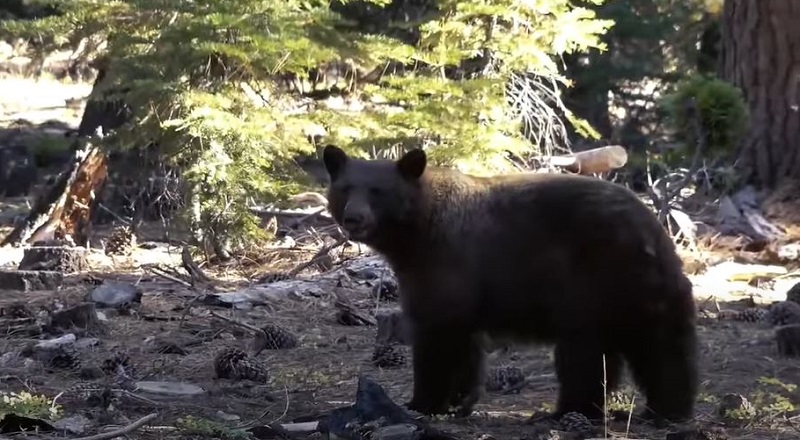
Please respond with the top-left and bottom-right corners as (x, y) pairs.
(322, 145), (427, 246)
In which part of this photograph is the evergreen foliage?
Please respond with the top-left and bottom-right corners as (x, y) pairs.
(661, 74), (749, 157)
(560, 0), (724, 146)
(1, 0), (612, 253)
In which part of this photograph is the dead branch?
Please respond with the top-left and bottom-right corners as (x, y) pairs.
(287, 235), (348, 277)
(209, 311), (269, 353)
(143, 265), (193, 287)
(181, 245), (213, 286)
(68, 413), (158, 440)
(1, 134), (108, 248)
(647, 97), (706, 225)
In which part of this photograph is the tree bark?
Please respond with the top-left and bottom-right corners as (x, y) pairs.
(718, 0), (800, 188)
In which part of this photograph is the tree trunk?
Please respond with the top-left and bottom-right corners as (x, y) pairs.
(718, 0), (800, 188)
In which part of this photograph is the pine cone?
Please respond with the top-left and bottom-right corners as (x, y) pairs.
(486, 366), (526, 393)
(734, 307), (768, 323)
(49, 345), (82, 372)
(558, 411), (595, 437)
(258, 324), (299, 350)
(101, 351), (136, 378)
(767, 301), (800, 326)
(786, 282), (800, 305)
(105, 224), (137, 256)
(214, 347), (269, 383)
(371, 343), (406, 368)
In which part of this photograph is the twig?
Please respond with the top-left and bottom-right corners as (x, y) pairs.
(210, 311), (268, 345)
(647, 97), (707, 225)
(287, 235), (348, 277)
(143, 264), (192, 287)
(181, 245), (213, 286)
(69, 412), (158, 440)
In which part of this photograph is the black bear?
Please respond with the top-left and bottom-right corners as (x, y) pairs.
(321, 145), (698, 424)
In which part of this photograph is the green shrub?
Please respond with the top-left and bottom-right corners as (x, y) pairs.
(662, 74), (749, 157)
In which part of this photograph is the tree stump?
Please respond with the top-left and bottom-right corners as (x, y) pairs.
(775, 324), (800, 357)
(17, 240), (89, 273)
(375, 309), (414, 346)
(0, 269), (63, 291)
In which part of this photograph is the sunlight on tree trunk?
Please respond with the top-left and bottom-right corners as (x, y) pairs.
(718, 0), (800, 188)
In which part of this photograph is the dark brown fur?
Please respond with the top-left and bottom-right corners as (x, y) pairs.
(322, 145), (698, 424)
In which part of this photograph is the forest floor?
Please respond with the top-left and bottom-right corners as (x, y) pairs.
(2, 75), (800, 440)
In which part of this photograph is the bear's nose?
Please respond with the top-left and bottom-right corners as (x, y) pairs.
(342, 212), (365, 229)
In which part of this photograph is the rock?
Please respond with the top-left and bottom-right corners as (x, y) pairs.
(375, 309), (413, 346)
(775, 323), (800, 357)
(18, 242), (89, 274)
(34, 334), (76, 350)
(50, 303), (101, 332)
(717, 393), (755, 423)
(371, 424), (421, 440)
(135, 381), (205, 396)
(0, 144), (38, 197)
(52, 415), (93, 436)
(665, 427), (728, 440)
(786, 281), (800, 304)
(89, 281), (143, 309)
(0, 269), (63, 291)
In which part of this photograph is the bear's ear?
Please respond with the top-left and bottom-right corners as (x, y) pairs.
(322, 145), (348, 181)
(397, 148), (426, 180)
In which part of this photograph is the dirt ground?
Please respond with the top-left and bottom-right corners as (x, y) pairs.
(2, 76), (800, 440)
(0, 220), (799, 440)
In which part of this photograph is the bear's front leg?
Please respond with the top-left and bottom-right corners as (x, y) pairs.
(407, 326), (483, 416)
(445, 332), (486, 417)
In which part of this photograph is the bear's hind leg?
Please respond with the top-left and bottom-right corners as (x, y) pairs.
(407, 327), (484, 416)
(624, 325), (698, 424)
(554, 338), (623, 421)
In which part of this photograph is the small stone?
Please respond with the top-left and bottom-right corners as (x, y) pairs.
(371, 424), (421, 440)
(717, 393), (755, 423)
(52, 414), (93, 435)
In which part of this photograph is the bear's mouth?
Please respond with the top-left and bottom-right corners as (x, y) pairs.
(344, 225), (372, 241)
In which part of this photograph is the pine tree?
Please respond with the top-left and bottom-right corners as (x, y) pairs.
(1, 0), (613, 251)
